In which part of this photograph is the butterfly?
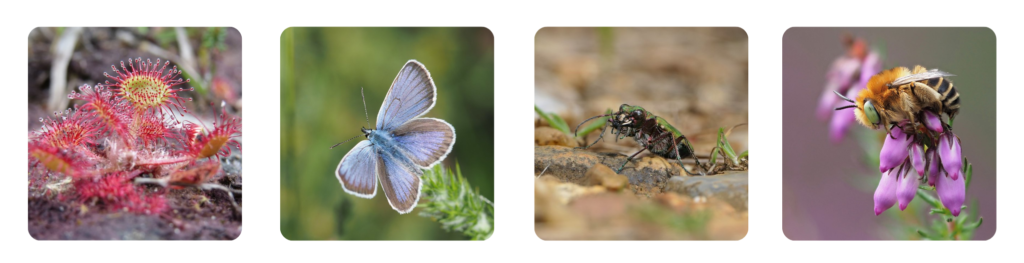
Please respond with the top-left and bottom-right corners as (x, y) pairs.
(333, 60), (456, 214)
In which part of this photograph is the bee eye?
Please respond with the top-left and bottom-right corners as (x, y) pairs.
(864, 100), (881, 126)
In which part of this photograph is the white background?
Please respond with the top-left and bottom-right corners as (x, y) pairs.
(1, 0), (1018, 262)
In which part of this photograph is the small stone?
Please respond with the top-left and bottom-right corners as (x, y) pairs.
(585, 164), (629, 191)
(535, 126), (578, 147)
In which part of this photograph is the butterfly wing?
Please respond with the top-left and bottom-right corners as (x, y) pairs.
(377, 153), (422, 214)
(376, 60), (436, 131)
(392, 118), (456, 168)
(335, 140), (378, 198)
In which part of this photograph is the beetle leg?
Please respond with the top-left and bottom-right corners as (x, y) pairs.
(576, 123), (609, 150)
(676, 134), (706, 176)
(617, 148), (647, 173)
(652, 131), (704, 176)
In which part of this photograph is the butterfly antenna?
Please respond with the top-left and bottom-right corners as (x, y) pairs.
(361, 87), (371, 128)
(330, 134), (363, 150)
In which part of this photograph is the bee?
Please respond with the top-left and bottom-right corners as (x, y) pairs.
(834, 65), (959, 136)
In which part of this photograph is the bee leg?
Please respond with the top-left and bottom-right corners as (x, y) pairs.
(617, 148), (646, 173)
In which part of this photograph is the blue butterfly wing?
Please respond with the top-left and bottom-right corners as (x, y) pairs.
(392, 118), (456, 168)
(335, 140), (378, 198)
(376, 60), (436, 131)
(377, 154), (422, 214)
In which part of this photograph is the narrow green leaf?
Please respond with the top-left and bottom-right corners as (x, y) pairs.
(916, 189), (941, 208)
(534, 105), (571, 135)
(962, 217), (983, 230)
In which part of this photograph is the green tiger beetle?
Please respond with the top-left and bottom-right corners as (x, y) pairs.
(574, 104), (707, 176)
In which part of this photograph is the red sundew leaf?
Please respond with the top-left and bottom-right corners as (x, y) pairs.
(36, 107), (102, 149)
(186, 104), (241, 160)
(28, 140), (93, 179)
(102, 57), (194, 117)
(167, 161), (222, 189)
(73, 170), (167, 215)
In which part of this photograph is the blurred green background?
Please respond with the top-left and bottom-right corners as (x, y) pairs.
(280, 27), (494, 240)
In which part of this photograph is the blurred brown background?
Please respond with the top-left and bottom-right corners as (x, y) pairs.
(535, 27), (748, 153)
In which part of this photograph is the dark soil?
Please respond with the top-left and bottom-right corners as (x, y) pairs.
(28, 187), (241, 240)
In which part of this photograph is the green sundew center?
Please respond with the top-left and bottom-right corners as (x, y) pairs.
(123, 76), (169, 109)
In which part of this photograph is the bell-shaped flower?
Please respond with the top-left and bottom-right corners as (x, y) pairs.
(817, 57), (861, 120)
(939, 133), (963, 180)
(874, 169), (899, 216)
(921, 111), (944, 133)
(879, 128), (912, 173)
(926, 149), (939, 187)
(828, 86), (861, 143)
(896, 167), (920, 211)
(909, 143), (926, 176)
(858, 51), (882, 84)
(936, 169), (966, 217)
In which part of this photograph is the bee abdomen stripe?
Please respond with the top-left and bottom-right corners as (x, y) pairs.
(926, 78), (942, 89)
(934, 78), (950, 96)
(945, 92), (960, 106)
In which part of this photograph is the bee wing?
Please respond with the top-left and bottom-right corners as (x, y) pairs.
(890, 69), (955, 86)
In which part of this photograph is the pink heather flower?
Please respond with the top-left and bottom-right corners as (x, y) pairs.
(927, 149), (939, 187)
(817, 57), (862, 120)
(858, 51), (882, 84)
(909, 143), (926, 176)
(921, 111), (944, 133)
(878, 127), (912, 173)
(874, 169), (899, 216)
(939, 133), (963, 180)
(896, 167), (920, 211)
(936, 167), (966, 217)
(819, 47), (883, 143)
(828, 84), (863, 143)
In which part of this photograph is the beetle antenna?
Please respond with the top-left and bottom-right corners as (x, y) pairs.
(574, 114), (613, 137)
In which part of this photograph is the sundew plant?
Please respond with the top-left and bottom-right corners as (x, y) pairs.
(29, 57), (242, 215)
(818, 37), (982, 240)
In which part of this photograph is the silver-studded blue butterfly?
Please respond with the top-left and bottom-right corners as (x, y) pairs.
(332, 60), (456, 214)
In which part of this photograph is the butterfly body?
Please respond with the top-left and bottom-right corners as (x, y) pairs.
(335, 60), (456, 214)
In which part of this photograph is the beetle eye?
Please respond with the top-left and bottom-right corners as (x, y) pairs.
(864, 100), (881, 126)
